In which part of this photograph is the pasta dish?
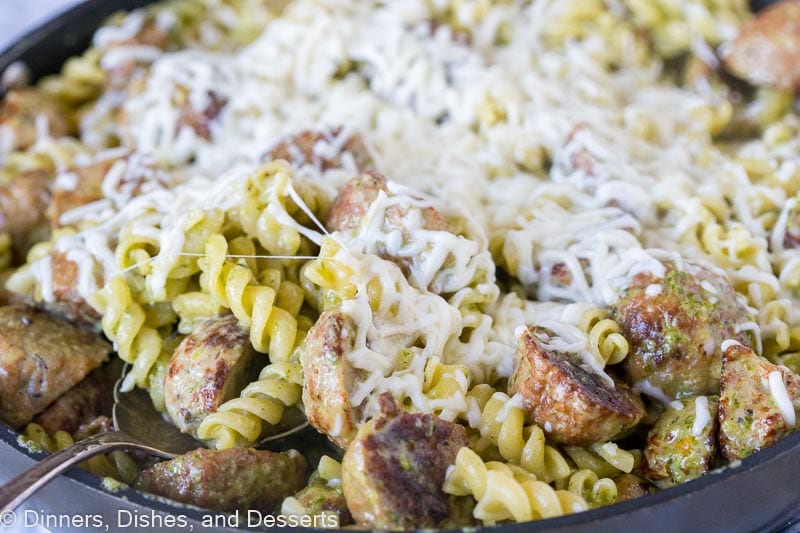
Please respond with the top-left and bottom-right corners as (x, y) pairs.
(1, 0), (800, 527)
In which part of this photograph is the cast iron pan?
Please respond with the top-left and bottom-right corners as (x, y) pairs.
(1, 1), (799, 531)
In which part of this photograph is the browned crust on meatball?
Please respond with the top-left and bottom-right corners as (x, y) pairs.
(178, 91), (228, 140)
(326, 171), (389, 232)
(48, 251), (103, 327)
(0, 90), (71, 151)
(33, 366), (116, 435)
(47, 161), (111, 228)
(509, 327), (645, 446)
(342, 396), (471, 529)
(136, 447), (306, 512)
(0, 170), (52, 260)
(723, 2), (800, 91)
(302, 311), (363, 448)
(718, 342), (800, 461)
(267, 128), (373, 172)
(613, 473), (653, 502)
(164, 314), (258, 436)
(613, 261), (751, 399)
(0, 305), (110, 428)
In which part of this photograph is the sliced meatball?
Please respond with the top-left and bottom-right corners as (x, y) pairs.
(341, 394), (472, 529)
(302, 311), (363, 448)
(0, 305), (110, 428)
(509, 326), (645, 446)
(0, 89), (71, 151)
(164, 314), (258, 437)
(267, 128), (373, 172)
(723, 1), (800, 91)
(46, 251), (103, 328)
(613, 260), (751, 400)
(136, 447), (306, 512)
(0, 170), (52, 260)
(47, 161), (111, 228)
(718, 341), (800, 461)
(32, 364), (117, 435)
(613, 473), (653, 502)
(643, 395), (719, 488)
(74, 415), (114, 441)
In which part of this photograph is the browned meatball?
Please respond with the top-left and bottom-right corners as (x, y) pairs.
(643, 395), (719, 488)
(508, 326), (645, 446)
(613, 260), (751, 400)
(341, 394), (472, 529)
(302, 311), (363, 448)
(136, 447), (306, 512)
(164, 314), (258, 437)
(718, 341), (800, 461)
(723, 2), (800, 91)
(0, 305), (110, 428)
(47, 160), (111, 228)
(33, 365), (117, 435)
(326, 171), (446, 233)
(177, 90), (228, 140)
(326, 171), (389, 232)
(267, 128), (373, 172)
(613, 473), (653, 502)
(0, 90), (71, 151)
(0, 170), (52, 260)
(47, 251), (103, 328)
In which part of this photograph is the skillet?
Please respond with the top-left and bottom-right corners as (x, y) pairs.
(0, 1), (799, 531)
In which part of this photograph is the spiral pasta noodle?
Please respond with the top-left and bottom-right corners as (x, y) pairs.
(444, 447), (588, 524)
(576, 306), (629, 366)
(21, 423), (140, 484)
(91, 276), (163, 392)
(468, 387), (572, 484)
(196, 357), (304, 449)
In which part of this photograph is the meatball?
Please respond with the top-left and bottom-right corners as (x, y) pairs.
(164, 314), (258, 437)
(326, 171), (447, 233)
(47, 160), (111, 228)
(0, 170), (52, 260)
(613, 473), (653, 502)
(718, 341), (800, 461)
(509, 326), (645, 446)
(32, 364), (117, 435)
(177, 90), (228, 140)
(288, 477), (353, 525)
(0, 305), (110, 428)
(613, 260), (751, 400)
(302, 312), (363, 448)
(643, 395), (719, 488)
(0, 89), (71, 151)
(136, 447), (306, 512)
(341, 394), (472, 529)
(266, 128), (373, 172)
(722, 1), (800, 91)
(47, 251), (103, 328)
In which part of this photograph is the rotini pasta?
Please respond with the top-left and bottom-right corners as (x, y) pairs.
(20, 423), (140, 485)
(444, 447), (588, 524)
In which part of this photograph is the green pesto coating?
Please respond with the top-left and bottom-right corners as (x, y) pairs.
(136, 447), (306, 512)
(613, 261), (751, 399)
(643, 395), (719, 488)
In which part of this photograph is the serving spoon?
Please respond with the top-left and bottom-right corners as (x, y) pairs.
(0, 377), (309, 513)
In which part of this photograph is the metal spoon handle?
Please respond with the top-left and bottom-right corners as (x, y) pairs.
(0, 431), (138, 513)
